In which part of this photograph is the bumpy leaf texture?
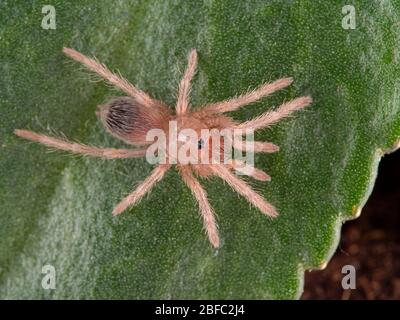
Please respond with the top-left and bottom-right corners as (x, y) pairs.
(0, 0), (399, 298)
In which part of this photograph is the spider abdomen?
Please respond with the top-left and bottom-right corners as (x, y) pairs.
(97, 97), (167, 145)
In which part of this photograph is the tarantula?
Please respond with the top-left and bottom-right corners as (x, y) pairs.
(15, 48), (312, 248)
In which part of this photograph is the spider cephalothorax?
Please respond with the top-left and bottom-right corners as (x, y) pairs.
(15, 48), (312, 248)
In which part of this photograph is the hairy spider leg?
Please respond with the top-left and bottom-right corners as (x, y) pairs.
(112, 164), (171, 216)
(233, 96), (312, 132)
(14, 129), (147, 159)
(228, 159), (271, 182)
(180, 166), (220, 248)
(176, 49), (198, 116)
(232, 139), (280, 153)
(199, 77), (294, 115)
(63, 47), (168, 112)
(211, 164), (277, 217)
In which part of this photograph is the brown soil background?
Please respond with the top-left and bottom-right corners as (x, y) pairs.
(302, 150), (400, 299)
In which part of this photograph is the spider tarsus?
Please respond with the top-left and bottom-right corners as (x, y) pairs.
(265, 143), (280, 153)
(14, 129), (26, 137)
(188, 48), (197, 60)
(14, 129), (41, 142)
(276, 77), (294, 87)
(112, 205), (124, 216)
(63, 47), (82, 63)
(295, 95), (313, 107)
(210, 234), (220, 248)
(254, 170), (271, 182)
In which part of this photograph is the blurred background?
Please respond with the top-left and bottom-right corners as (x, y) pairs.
(302, 150), (400, 299)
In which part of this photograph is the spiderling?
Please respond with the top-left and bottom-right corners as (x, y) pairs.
(15, 47), (312, 248)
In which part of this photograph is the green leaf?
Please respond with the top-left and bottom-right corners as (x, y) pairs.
(1, 0), (399, 299)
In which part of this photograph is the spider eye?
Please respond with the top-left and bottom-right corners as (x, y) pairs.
(198, 138), (204, 150)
